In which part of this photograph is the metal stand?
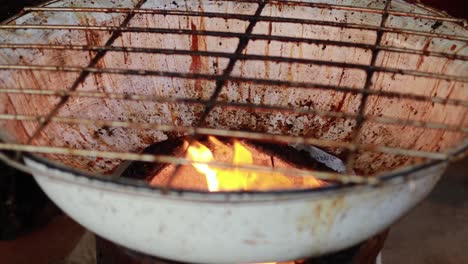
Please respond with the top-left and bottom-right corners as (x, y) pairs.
(96, 230), (388, 264)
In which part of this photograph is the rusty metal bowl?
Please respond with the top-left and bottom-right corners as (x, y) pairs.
(0, 0), (466, 262)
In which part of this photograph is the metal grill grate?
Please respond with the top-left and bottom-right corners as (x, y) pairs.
(0, 0), (466, 189)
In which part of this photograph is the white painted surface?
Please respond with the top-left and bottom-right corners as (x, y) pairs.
(28, 158), (444, 263)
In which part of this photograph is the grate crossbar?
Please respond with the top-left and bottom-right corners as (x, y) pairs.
(0, 92), (466, 133)
(23, 1), (468, 24)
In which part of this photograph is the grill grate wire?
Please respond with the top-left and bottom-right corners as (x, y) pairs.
(0, 0), (466, 188)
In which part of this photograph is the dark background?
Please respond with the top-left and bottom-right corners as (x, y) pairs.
(406, 0), (468, 19)
(0, 0), (467, 21)
(0, 0), (45, 21)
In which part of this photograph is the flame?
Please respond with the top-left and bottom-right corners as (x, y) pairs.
(187, 140), (219, 191)
(186, 136), (323, 191)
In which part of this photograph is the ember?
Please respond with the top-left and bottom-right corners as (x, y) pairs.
(132, 136), (327, 191)
(187, 136), (323, 191)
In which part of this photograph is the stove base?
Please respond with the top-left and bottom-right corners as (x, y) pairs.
(95, 230), (388, 264)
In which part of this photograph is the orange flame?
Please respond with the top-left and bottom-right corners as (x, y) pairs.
(186, 136), (323, 191)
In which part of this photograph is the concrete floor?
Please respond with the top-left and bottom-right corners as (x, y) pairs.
(383, 158), (468, 264)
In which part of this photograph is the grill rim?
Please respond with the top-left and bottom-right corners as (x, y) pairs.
(21, 141), (466, 196)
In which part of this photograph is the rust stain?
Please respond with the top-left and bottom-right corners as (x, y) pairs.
(267, 21), (273, 44)
(321, 69), (347, 135)
(331, 197), (344, 209)
(189, 22), (202, 74)
(277, 43), (285, 78)
(189, 17), (208, 96)
(315, 204), (322, 216)
(214, 56), (220, 75)
(287, 44), (295, 81)
(416, 39), (431, 70)
(198, 3), (208, 51)
(120, 37), (128, 65)
(428, 58), (451, 103)
(190, 22), (203, 95)
(3, 94), (30, 141)
(331, 93), (347, 113)
(295, 196), (346, 236)
(429, 75), (461, 153)
(331, 69), (347, 112)
(277, 2), (283, 12)
(424, 44), (468, 157)
(78, 15), (101, 59)
(264, 22), (273, 79)
(444, 43), (466, 102)
(444, 81), (457, 103)
(298, 30), (304, 59)
(243, 239), (257, 245)
(365, 49), (392, 119)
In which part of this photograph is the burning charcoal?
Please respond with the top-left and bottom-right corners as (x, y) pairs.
(122, 136), (331, 191)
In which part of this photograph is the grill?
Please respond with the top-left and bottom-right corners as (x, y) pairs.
(0, 0), (466, 263)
